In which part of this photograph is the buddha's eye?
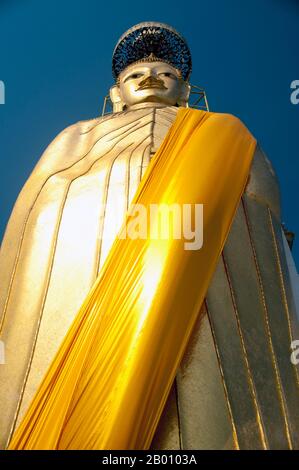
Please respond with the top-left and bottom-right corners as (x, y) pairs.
(123, 73), (143, 83)
(129, 73), (143, 80)
(159, 72), (175, 78)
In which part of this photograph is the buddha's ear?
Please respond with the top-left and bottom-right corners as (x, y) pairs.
(110, 85), (125, 112)
(177, 81), (191, 107)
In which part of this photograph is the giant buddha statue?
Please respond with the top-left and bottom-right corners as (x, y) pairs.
(0, 22), (298, 450)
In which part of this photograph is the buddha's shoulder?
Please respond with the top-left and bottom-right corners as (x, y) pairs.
(56, 113), (122, 136)
(190, 108), (247, 128)
(56, 110), (142, 137)
(55, 106), (178, 140)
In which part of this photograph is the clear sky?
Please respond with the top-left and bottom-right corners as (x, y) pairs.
(0, 0), (298, 266)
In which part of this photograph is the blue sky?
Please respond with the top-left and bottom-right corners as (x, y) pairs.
(0, 0), (298, 266)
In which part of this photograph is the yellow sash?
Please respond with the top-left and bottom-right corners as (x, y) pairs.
(8, 108), (256, 450)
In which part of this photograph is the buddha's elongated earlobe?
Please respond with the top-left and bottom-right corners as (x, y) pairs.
(177, 81), (191, 107)
(110, 85), (125, 112)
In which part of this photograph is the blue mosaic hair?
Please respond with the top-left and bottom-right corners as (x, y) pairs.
(112, 22), (192, 81)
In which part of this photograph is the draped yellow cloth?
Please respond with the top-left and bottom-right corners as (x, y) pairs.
(8, 108), (256, 450)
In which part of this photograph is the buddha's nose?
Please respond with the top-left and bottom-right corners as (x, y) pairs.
(138, 73), (166, 90)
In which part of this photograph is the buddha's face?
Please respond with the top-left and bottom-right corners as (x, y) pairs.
(118, 61), (185, 107)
